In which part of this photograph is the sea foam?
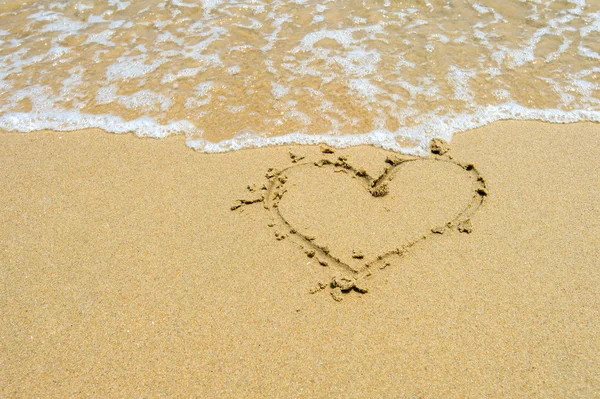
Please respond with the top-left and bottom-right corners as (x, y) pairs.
(0, 0), (598, 153)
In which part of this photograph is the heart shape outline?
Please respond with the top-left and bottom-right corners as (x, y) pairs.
(262, 153), (487, 296)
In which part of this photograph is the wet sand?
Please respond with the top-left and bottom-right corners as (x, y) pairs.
(1, 121), (599, 397)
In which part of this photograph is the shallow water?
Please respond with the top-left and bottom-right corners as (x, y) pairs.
(0, 0), (599, 153)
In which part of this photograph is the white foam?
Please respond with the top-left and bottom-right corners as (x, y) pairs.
(117, 90), (172, 113)
(184, 82), (214, 108)
(172, 0), (197, 8)
(333, 49), (380, 76)
(312, 15), (324, 24)
(108, 20), (125, 29)
(348, 78), (381, 101)
(4, 104), (599, 157)
(200, 0), (223, 14)
(161, 67), (202, 84)
(87, 15), (106, 24)
(108, 0), (130, 11)
(7, 85), (56, 111)
(226, 65), (241, 75)
(96, 84), (118, 104)
(194, 82), (213, 96)
(156, 31), (184, 46)
(446, 66), (475, 102)
(106, 54), (167, 81)
(83, 29), (116, 46)
(0, 111), (195, 138)
(76, 3), (94, 12)
(40, 16), (85, 33)
(285, 110), (311, 125)
(207, 104), (600, 154)
(295, 29), (355, 51)
(271, 82), (290, 99)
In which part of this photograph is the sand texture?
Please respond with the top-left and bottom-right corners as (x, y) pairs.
(1, 121), (599, 397)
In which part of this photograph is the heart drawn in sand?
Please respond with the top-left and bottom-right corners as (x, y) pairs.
(233, 150), (487, 300)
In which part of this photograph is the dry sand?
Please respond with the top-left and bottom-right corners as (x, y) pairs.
(1, 121), (599, 397)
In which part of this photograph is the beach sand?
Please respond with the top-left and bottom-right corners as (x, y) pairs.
(1, 121), (599, 397)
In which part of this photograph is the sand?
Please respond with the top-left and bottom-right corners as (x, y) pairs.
(1, 121), (599, 397)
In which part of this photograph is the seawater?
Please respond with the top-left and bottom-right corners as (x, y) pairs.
(0, 0), (599, 154)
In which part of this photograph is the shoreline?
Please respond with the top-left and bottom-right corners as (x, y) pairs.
(1, 120), (599, 396)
